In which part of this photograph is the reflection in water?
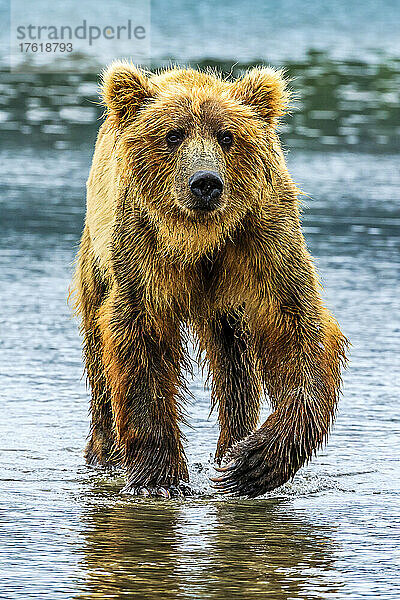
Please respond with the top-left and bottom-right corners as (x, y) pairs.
(77, 498), (181, 599)
(76, 488), (341, 600)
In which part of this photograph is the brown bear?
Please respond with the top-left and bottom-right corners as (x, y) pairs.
(73, 62), (348, 498)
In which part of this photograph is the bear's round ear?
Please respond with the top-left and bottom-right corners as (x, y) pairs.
(233, 67), (291, 125)
(101, 61), (151, 125)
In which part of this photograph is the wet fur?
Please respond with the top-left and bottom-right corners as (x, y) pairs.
(73, 63), (348, 497)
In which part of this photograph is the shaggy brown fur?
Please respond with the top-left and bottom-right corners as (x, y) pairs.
(73, 62), (348, 497)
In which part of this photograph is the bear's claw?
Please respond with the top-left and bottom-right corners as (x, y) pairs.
(213, 461), (237, 473)
(121, 483), (192, 498)
(210, 431), (293, 498)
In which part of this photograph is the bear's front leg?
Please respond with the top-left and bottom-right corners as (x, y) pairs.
(194, 311), (262, 463)
(212, 305), (348, 497)
(98, 288), (189, 497)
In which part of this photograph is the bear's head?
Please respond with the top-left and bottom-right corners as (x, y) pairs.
(101, 62), (294, 261)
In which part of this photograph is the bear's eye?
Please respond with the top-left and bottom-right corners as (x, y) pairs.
(166, 129), (184, 147)
(217, 130), (233, 149)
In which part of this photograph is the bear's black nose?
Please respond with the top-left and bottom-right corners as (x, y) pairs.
(189, 171), (223, 209)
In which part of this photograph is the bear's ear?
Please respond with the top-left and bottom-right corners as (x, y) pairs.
(233, 67), (291, 125)
(101, 61), (151, 125)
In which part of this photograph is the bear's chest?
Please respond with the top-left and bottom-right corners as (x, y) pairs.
(141, 249), (251, 320)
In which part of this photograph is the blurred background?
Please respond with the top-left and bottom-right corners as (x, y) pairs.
(0, 1), (399, 599)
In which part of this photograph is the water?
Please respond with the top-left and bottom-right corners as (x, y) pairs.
(1, 52), (399, 153)
(1, 1), (400, 597)
(2, 0), (400, 67)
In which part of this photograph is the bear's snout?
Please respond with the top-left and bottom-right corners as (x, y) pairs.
(188, 171), (223, 211)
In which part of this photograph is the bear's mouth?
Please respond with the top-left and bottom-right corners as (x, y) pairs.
(182, 197), (222, 213)
(178, 195), (226, 218)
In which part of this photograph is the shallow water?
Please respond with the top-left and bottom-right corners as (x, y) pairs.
(1, 140), (399, 598)
(1, 24), (400, 597)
